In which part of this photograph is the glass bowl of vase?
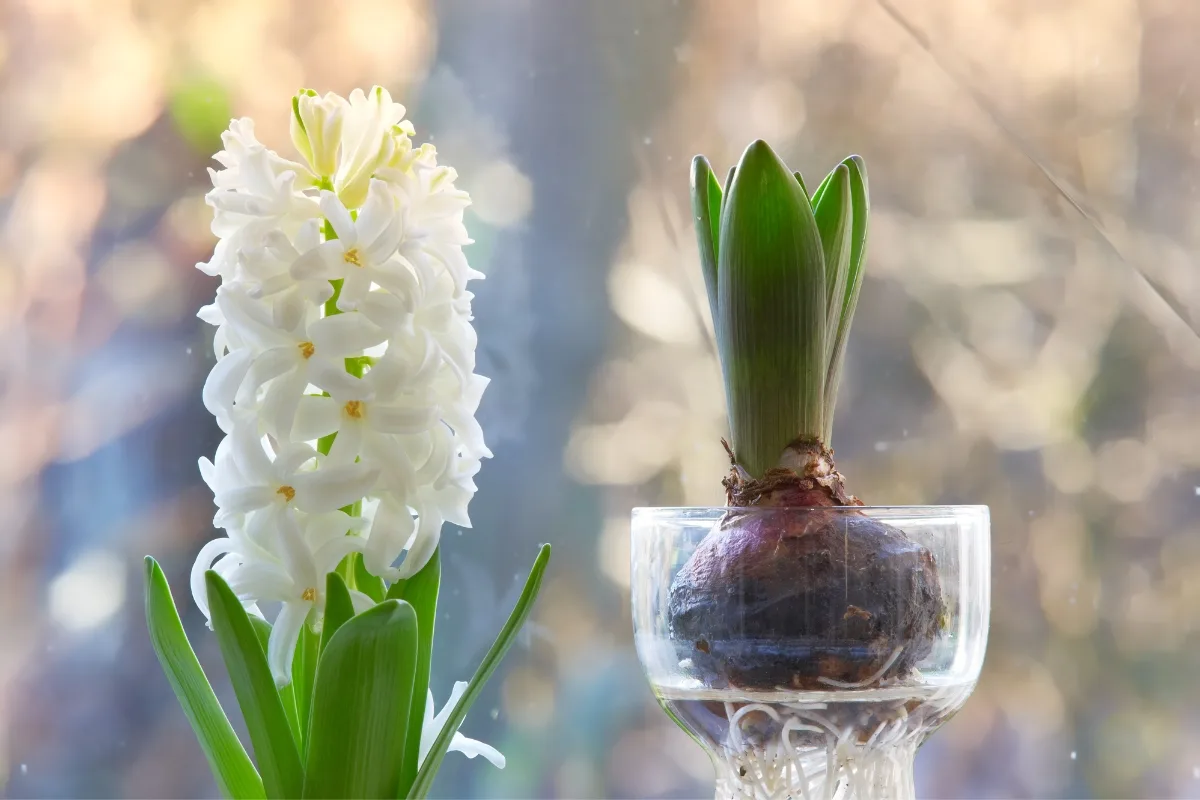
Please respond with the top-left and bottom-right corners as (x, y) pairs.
(631, 505), (989, 800)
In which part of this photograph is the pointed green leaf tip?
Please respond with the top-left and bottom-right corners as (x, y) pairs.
(691, 155), (723, 326)
(689, 141), (870, 476)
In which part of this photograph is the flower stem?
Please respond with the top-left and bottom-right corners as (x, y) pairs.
(316, 216), (365, 567)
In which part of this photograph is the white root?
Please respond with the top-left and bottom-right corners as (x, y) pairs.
(710, 684), (974, 800)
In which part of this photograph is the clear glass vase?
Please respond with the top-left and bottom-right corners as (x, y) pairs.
(631, 506), (990, 800)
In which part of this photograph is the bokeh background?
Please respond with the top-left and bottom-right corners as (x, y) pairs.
(2, 0), (1200, 797)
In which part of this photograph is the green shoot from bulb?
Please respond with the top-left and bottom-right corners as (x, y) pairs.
(692, 140), (869, 479)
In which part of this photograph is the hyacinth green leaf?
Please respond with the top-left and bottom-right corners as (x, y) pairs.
(823, 155), (870, 441)
(352, 553), (386, 604)
(320, 571), (355, 655)
(812, 164), (853, 357)
(303, 600), (419, 799)
(793, 170), (809, 197)
(291, 621), (320, 755)
(690, 156), (723, 325)
(391, 549), (441, 796)
(717, 140), (826, 478)
(407, 544), (551, 799)
(206, 572), (305, 800)
(723, 166), (736, 200)
(143, 558), (265, 800)
(809, 168), (834, 209)
(249, 617), (302, 749)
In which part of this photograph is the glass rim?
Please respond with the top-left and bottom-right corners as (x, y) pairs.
(632, 504), (990, 516)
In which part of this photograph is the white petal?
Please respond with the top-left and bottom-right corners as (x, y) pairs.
(307, 313), (386, 356)
(293, 396), (340, 441)
(363, 433), (417, 489)
(312, 535), (366, 579)
(245, 347), (297, 392)
(202, 348), (254, 433)
(335, 264), (371, 312)
(362, 353), (406, 398)
(449, 732), (506, 769)
(356, 179), (396, 251)
(327, 421), (364, 465)
(414, 426), (453, 485)
(437, 482), (474, 529)
(439, 681), (469, 729)
(293, 218), (322, 252)
(224, 561), (295, 603)
(275, 442), (319, 476)
(302, 510), (361, 548)
(230, 423), (275, 484)
(191, 538), (239, 621)
(272, 291), (308, 333)
(366, 257), (418, 299)
(443, 410), (489, 460)
(308, 362), (367, 400)
(216, 484), (277, 515)
(198, 456), (217, 493)
(217, 286), (283, 348)
(260, 370), (309, 440)
(395, 507), (442, 579)
(268, 602), (310, 687)
(290, 241), (341, 280)
(359, 288), (412, 329)
(319, 191), (357, 245)
(363, 498), (413, 578)
(274, 508), (318, 589)
(292, 462), (379, 513)
(420, 682), (466, 766)
(370, 405), (437, 435)
(263, 229), (299, 260)
(366, 209), (406, 265)
(197, 301), (224, 326)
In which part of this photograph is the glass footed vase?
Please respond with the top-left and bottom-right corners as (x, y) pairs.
(631, 506), (990, 800)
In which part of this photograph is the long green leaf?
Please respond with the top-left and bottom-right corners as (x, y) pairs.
(812, 164), (853, 360)
(809, 168), (834, 208)
(392, 549), (441, 796)
(207, 572), (305, 800)
(718, 140), (826, 476)
(291, 620), (320, 757)
(303, 600), (419, 799)
(690, 155), (723, 325)
(249, 617), (302, 750)
(407, 544), (551, 799)
(793, 170), (809, 197)
(143, 557), (264, 800)
(823, 155), (870, 441)
(320, 571), (356, 655)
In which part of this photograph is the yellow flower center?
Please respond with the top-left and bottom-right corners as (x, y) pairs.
(343, 248), (362, 267)
(276, 485), (296, 502)
(301, 587), (316, 602)
(344, 400), (364, 419)
(298, 341), (314, 359)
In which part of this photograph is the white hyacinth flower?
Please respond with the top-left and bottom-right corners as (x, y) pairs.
(192, 87), (491, 687)
(291, 182), (411, 312)
(419, 683), (506, 770)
